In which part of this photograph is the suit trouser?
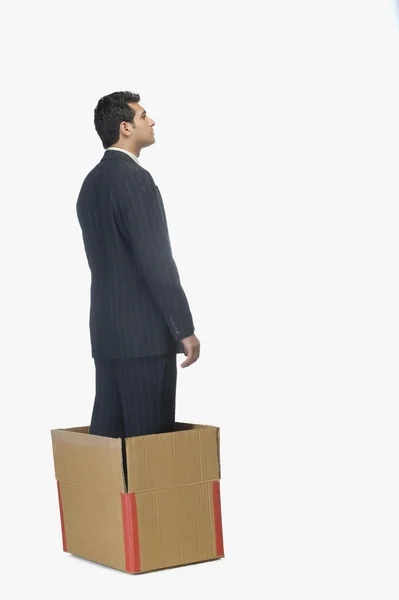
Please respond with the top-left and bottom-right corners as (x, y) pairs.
(90, 352), (177, 439)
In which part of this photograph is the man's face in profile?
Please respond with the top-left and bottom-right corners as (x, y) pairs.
(129, 102), (156, 148)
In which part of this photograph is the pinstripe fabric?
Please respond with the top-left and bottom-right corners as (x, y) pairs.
(76, 149), (195, 359)
(106, 146), (142, 165)
(90, 352), (177, 438)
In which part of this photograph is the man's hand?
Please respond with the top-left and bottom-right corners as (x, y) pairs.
(180, 334), (200, 368)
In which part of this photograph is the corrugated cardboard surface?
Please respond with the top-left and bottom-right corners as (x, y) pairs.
(125, 426), (220, 493)
(59, 481), (126, 571)
(51, 427), (125, 492)
(136, 481), (217, 572)
(51, 423), (223, 573)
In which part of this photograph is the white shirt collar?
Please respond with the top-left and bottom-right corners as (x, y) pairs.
(106, 146), (141, 166)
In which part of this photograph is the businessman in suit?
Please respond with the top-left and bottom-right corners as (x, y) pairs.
(76, 90), (200, 439)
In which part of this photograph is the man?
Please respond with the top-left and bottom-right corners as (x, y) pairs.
(76, 90), (200, 439)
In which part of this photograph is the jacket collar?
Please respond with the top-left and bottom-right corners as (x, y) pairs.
(101, 149), (141, 165)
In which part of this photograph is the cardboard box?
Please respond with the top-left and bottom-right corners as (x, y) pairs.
(50, 423), (224, 573)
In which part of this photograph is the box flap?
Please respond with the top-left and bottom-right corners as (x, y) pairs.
(51, 427), (125, 492)
(125, 424), (220, 493)
(174, 422), (218, 432)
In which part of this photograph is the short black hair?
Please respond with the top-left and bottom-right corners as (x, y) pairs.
(94, 91), (141, 149)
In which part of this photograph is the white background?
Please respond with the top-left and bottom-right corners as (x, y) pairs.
(1, 0), (399, 598)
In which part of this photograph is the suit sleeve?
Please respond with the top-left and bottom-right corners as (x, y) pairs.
(115, 169), (195, 342)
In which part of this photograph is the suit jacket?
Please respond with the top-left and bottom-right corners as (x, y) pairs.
(76, 149), (195, 358)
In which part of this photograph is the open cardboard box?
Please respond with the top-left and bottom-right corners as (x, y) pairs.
(50, 423), (224, 574)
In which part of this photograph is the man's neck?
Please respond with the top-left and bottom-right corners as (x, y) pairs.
(109, 144), (140, 158)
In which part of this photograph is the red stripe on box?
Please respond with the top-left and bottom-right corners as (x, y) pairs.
(121, 493), (141, 573)
(57, 481), (67, 552)
(212, 481), (224, 556)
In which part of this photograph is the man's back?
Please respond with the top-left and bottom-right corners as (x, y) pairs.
(76, 149), (194, 359)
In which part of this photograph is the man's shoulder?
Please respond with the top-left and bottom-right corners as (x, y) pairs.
(77, 157), (155, 204)
(113, 162), (156, 190)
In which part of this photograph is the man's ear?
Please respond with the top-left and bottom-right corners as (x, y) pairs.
(120, 121), (132, 136)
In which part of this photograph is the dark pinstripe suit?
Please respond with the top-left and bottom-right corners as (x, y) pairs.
(76, 149), (195, 437)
